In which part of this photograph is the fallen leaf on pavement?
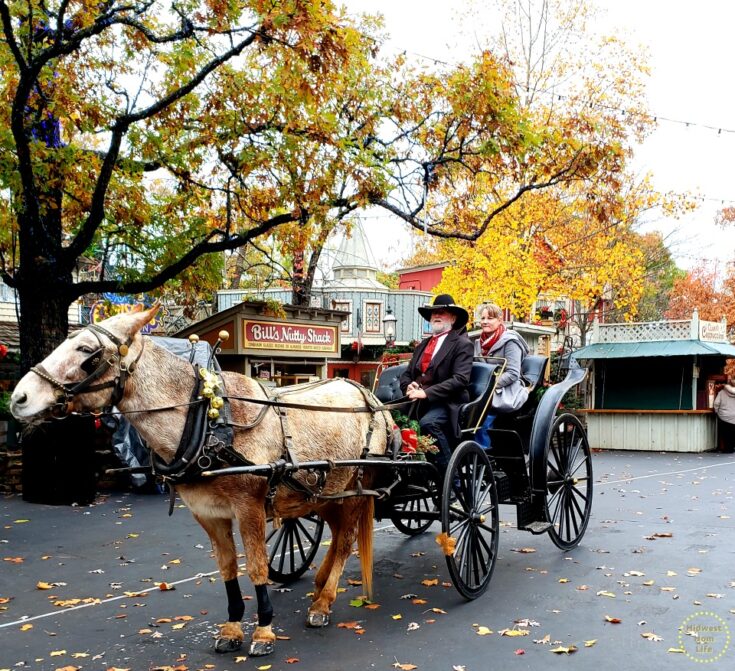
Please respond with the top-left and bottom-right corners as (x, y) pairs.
(584, 639), (597, 647)
(20, 623), (33, 631)
(421, 579), (439, 587)
(514, 649), (525, 655)
(511, 548), (537, 553)
(285, 658), (299, 664)
(550, 646), (578, 655)
(3, 557), (24, 563)
(50, 650), (66, 656)
(641, 632), (663, 641)
(499, 629), (529, 637)
(475, 626), (493, 636)
(667, 648), (685, 654)
(337, 621), (362, 630)
(392, 663), (417, 670)
(604, 615), (622, 624)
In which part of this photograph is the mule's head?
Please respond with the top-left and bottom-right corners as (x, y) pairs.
(11, 305), (160, 422)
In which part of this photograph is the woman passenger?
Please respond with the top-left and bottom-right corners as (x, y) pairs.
(473, 303), (529, 448)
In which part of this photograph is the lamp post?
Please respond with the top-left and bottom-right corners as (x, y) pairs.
(383, 306), (397, 349)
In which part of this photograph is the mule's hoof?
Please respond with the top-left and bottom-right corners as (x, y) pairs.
(214, 637), (243, 654)
(306, 611), (330, 628)
(249, 640), (275, 656)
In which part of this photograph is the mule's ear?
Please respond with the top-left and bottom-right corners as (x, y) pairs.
(128, 303), (161, 334)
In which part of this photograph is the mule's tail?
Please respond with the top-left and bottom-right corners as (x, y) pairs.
(357, 496), (375, 601)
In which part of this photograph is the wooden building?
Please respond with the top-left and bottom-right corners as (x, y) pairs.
(175, 300), (347, 388)
(572, 311), (735, 452)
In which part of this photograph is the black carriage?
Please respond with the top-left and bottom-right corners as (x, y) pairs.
(261, 354), (593, 600)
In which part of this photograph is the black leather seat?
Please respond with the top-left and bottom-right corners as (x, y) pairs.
(521, 355), (548, 392)
(458, 362), (500, 430)
(374, 364), (408, 403)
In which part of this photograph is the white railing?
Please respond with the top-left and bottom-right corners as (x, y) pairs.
(595, 319), (693, 343)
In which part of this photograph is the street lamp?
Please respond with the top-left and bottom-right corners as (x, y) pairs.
(383, 306), (397, 348)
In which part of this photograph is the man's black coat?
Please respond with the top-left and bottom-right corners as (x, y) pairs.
(400, 329), (474, 442)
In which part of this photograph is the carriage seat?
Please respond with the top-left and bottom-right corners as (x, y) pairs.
(521, 355), (548, 392)
(458, 362), (500, 431)
(374, 364), (408, 403)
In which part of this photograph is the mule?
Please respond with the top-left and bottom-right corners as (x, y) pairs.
(10, 306), (392, 656)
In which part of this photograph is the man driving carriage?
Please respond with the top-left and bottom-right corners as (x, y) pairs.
(400, 294), (474, 469)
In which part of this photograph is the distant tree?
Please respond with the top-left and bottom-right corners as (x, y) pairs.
(665, 263), (735, 322)
(634, 232), (686, 321)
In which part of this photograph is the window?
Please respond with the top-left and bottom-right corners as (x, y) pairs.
(364, 302), (382, 333)
(332, 300), (352, 333)
(333, 368), (350, 379)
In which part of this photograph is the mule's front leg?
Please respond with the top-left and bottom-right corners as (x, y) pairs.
(238, 506), (276, 657)
(193, 515), (245, 653)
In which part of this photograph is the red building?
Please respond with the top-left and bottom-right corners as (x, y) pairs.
(397, 262), (448, 292)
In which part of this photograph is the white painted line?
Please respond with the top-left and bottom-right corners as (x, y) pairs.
(0, 522), (396, 629)
(595, 459), (735, 487)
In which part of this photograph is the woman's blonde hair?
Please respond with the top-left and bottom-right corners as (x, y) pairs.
(476, 302), (503, 321)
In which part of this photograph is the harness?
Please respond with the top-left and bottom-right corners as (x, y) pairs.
(30, 324), (144, 416)
(33, 325), (408, 513)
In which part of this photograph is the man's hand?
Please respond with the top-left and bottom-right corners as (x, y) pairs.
(407, 386), (427, 400)
(406, 381), (421, 392)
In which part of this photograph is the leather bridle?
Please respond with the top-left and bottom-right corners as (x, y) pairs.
(30, 323), (144, 417)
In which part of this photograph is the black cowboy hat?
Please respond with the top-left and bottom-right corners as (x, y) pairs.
(418, 294), (469, 330)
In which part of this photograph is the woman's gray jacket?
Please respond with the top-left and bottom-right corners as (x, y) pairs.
(473, 329), (530, 389)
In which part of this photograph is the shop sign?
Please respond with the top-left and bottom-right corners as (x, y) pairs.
(699, 320), (726, 342)
(243, 320), (338, 352)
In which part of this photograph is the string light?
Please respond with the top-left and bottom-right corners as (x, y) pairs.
(379, 43), (735, 138)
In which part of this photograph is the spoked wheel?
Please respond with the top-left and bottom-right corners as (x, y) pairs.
(545, 413), (593, 550)
(266, 513), (324, 584)
(441, 441), (499, 600)
(390, 479), (438, 536)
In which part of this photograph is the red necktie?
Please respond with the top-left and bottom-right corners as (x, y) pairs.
(419, 335), (441, 373)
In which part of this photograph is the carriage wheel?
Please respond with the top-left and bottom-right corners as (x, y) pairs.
(441, 441), (499, 600)
(390, 479), (438, 536)
(545, 413), (593, 550)
(266, 513), (324, 584)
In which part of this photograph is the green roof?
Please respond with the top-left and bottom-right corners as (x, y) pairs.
(572, 339), (735, 359)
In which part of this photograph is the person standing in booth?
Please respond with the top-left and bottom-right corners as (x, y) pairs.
(400, 294), (474, 468)
(714, 377), (735, 453)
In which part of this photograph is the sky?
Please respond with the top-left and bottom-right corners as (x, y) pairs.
(338, 0), (735, 273)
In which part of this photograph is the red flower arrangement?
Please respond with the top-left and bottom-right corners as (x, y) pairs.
(0, 343), (8, 360)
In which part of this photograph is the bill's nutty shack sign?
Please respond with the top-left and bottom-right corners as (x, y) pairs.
(243, 320), (338, 353)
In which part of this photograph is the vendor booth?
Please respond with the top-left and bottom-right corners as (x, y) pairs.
(175, 300), (346, 388)
(572, 312), (735, 452)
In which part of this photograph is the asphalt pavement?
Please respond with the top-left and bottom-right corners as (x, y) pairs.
(1, 450), (734, 671)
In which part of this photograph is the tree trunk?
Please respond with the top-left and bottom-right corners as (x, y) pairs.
(291, 249), (308, 306)
(17, 281), (72, 374)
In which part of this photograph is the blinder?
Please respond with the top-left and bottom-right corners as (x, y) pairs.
(80, 347), (105, 375)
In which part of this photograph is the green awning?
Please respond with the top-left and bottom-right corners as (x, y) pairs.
(572, 339), (735, 359)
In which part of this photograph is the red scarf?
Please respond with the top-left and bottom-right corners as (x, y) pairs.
(480, 323), (505, 356)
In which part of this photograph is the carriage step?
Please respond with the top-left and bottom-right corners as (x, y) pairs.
(493, 471), (511, 501)
(522, 521), (552, 535)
